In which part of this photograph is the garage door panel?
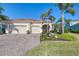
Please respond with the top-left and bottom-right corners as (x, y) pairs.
(31, 26), (41, 33)
(12, 25), (28, 34)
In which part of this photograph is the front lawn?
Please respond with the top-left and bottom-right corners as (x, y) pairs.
(69, 33), (79, 40)
(25, 41), (79, 56)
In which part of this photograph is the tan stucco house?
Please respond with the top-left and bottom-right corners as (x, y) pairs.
(2, 19), (52, 34)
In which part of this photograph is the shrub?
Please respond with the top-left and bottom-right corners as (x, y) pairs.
(2, 28), (5, 34)
(40, 33), (48, 41)
(50, 30), (55, 33)
(64, 28), (69, 33)
(27, 30), (31, 34)
(70, 30), (79, 33)
(41, 31), (46, 34)
(49, 34), (58, 40)
(58, 33), (77, 41)
(40, 33), (58, 41)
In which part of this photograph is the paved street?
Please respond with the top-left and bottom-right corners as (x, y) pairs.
(0, 34), (40, 56)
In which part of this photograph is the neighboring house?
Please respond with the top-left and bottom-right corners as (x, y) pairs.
(70, 20), (79, 26)
(69, 20), (79, 30)
(2, 19), (52, 34)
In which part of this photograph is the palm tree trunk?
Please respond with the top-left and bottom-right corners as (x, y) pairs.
(47, 19), (49, 36)
(52, 21), (54, 30)
(41, 18), (44, 33)
(61, 11), (64, 34)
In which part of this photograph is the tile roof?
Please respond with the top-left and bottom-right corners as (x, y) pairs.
(2, 19), (44, 24)
(70, 20), (79, 22)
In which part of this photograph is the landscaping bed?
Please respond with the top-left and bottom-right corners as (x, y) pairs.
(40, 33), (77, 41)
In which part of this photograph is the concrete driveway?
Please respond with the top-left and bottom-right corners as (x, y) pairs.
(0, 34), (40, 56)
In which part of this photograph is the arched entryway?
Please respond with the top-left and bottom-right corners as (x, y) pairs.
(42, 24), (50, 33)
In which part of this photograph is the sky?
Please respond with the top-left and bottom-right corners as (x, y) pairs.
(0, 3), (79, 21)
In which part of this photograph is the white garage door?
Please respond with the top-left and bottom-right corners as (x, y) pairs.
(12, 25), (27, 34)
(31, 26), (41, 33)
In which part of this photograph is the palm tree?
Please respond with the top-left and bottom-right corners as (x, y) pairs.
(0, 14), (9, 21)
(54, 23), (60, 33)
(40, 8), (52, 24)
(0, 7), (4, 13)
(40, 8), (55, 36)
(0, 6), (9, 34)
(0, 6), (9, 21)
(57, 3), (75, 34)
(49, 15), (55, 30)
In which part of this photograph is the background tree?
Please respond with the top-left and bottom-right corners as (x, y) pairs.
(0, 6), (9, 34)
(0, 6), (9, 21)
(57, 3), (75, 34)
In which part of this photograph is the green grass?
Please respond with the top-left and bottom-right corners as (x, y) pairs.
(69, 33), (79, 40)
(25, 33), (79, 56)
(58, 33), (77, 41)
(25, 41), (79, 56)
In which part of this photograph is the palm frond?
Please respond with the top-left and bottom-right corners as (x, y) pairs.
(40, 13), (48, 20)
(0, 7), (4, 13)
(40, 8), (53, 20)
(65, 8), (75, 16)
(47, 8), (52, 16)
(49, 16), (55, 21)
(56, 17), (72, 24)
(68, 3), (74, 7)
(57, 3), (74, 11)
(64, 3), (73, 9)
(0, 14), (9, 21)
(65, 19), (72, 23)
(56, 17), (62, 23)
(57, 3), (64, 11)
